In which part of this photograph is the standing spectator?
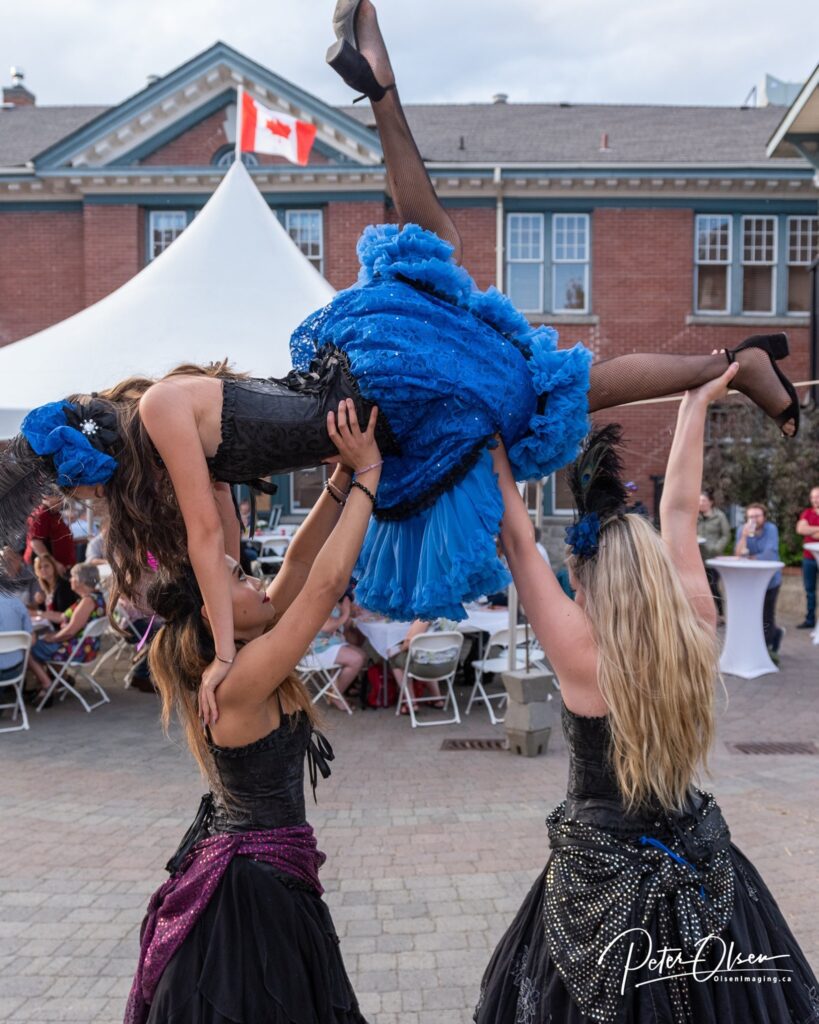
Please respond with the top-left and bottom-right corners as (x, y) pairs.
(0, 546), (39, 607)
(24, 492), (76, 573)
(735, 503), (783, 659)
(33, 553), (77, 620)
(533, 526), (551, 566)
(698, 489), (732, 618)
(795, 486), (819, 629)
(0, 591), (32, 685)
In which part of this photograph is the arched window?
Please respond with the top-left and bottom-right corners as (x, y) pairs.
(211, 145), (259, 168)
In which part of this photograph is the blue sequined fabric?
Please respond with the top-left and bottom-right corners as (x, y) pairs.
(290, 224), (592, 620)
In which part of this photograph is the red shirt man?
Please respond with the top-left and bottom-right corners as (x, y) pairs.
(24, 495), (76, 572)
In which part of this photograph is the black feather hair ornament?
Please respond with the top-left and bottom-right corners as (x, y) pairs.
(0, 435), (57, 580)
(565, 424), (631, 560)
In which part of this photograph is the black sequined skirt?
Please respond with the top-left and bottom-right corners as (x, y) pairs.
(475, 797), (819, 1024)
(145, 857), (368, 1024)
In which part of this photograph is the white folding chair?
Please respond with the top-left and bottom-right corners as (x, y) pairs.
(36, 617), (111, 713)
(297, 643), (353, 715)
(91, 609), (142, 680)
(467, 625), (543, 724)
(396, 631), (464, 729)
(0, 631), (32, 733)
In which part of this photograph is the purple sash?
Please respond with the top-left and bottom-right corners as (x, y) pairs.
(124, 825), (325, 1024)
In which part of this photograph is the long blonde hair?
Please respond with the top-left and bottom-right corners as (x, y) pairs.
(569, 513), (718, 813)
(146, 568), (316, 793)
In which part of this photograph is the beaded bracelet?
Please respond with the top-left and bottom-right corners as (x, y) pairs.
(350, 480), (377, 506)
(324, 482), (346, 506)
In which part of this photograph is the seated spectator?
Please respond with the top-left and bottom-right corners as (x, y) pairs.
(24, 491), (76, 573)
(33, 553), (77, 621)
(28, 562), (106, 705)
(85, 522), (109, 565)
(0, 591), (32, 688)
(389, 619), (461, 714)
(1, 546), (39, 607)
(698, 488), (732, 619)
(534, 526), (551, 566)
(311, 594), (368, 710)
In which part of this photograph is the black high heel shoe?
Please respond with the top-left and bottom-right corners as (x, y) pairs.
(326, 0), (396, 103)
(724, 332), (800, 437)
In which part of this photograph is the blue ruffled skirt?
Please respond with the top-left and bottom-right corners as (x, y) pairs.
(291, 225), (591, 621)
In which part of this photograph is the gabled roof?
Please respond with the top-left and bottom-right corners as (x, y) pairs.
(346, 101), (805, 166)
(26, 42), (382, 170)
(767, 61), (819, 166)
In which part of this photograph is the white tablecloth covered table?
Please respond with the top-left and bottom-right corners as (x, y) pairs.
(706, 556), (784, 679)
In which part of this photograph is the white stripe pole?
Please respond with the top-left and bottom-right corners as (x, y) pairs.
(234, 85), (244, 160)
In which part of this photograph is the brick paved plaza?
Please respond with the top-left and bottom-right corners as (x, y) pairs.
(1, 628), (817, 1023)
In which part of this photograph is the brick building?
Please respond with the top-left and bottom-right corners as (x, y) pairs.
(1, 45), (817, 530)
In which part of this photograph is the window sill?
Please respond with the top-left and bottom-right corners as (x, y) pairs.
(529, 314), (600, 326)
(686, 314), (810, 327)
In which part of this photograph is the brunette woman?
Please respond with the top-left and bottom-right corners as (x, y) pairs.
(125, 399), (378, 1023)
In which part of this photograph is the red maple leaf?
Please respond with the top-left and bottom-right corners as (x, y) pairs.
(265, 118), (292, 140)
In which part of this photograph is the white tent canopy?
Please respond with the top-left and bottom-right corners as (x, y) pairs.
(0, 161), (335, 438)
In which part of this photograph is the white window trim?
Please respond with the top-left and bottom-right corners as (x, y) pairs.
(694, 214), (732, 315)
(506, 212), (545, 313)
(740, 215), (777, 316)
(285, 209), (324, 275)
(552, 213), (590, 314)
(148, 209), (188, 262)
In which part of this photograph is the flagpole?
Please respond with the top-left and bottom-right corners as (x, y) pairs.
(235, 85), (244, 162)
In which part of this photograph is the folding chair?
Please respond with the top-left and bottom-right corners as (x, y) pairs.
(396, 631), (464, 729)
(36, 617), (111, 713)
(466, 625), (543, 724)
(0, 631), (32, 734)
(91, 609), (142, 680)
(297, 643), (353, 715)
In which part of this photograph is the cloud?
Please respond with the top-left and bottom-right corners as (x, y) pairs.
(1, 0), (816, 110)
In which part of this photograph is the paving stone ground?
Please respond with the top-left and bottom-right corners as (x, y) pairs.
(1, 624), (817, 1023)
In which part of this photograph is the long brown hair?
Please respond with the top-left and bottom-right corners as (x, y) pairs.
(65, 360), (247, 618)
(568, 513), (719, 813)
(146, 567), (316, 791)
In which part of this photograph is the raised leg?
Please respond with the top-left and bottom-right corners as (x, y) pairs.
(333, 0), (463, 261)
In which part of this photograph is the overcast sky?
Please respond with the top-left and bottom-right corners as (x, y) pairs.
(2, 0), (817, 110)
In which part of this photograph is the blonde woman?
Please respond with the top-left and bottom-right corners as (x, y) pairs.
(32, 551), (76, 621)
(476, 364), (818, 1023)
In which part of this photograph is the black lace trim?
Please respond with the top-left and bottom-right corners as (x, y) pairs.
(317, 344), (402, 458)
(374, 435), (493, 522)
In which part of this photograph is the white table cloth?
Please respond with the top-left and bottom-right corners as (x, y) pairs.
(805, 543), (819, 646)
(706, 556), (784, 679)
(461, 606), (509, 637)
(354, 618), (412, 660)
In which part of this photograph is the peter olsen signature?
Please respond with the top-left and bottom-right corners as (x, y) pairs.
(599, 929), (793, 993)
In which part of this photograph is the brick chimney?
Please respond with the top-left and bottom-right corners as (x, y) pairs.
(3, 67), (35, 107)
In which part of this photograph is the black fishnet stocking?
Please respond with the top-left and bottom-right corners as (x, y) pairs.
(588, 350), (797, 435)
(357, 1), (463, 261)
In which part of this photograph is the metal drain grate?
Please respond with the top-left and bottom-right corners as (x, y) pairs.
(732, 741), (817, 756)
(441, 738), (507, 752)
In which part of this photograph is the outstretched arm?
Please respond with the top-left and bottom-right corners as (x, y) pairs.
(490, 443), (597, 692)
(139, 386), (235, 724)
(266, 464), (354, 617)
(660, 362), (738, 627)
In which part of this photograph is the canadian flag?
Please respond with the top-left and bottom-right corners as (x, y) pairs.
(238, 91), (317, 167)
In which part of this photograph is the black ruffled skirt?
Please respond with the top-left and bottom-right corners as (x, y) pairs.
(475, 842), (819, 1024)
(146, 857), (367, 1023)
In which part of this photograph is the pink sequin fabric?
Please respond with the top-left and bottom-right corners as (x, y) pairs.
(124, 825), (325, 1024)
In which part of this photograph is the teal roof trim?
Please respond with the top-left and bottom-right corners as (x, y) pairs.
(33, 41), (382, 169)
